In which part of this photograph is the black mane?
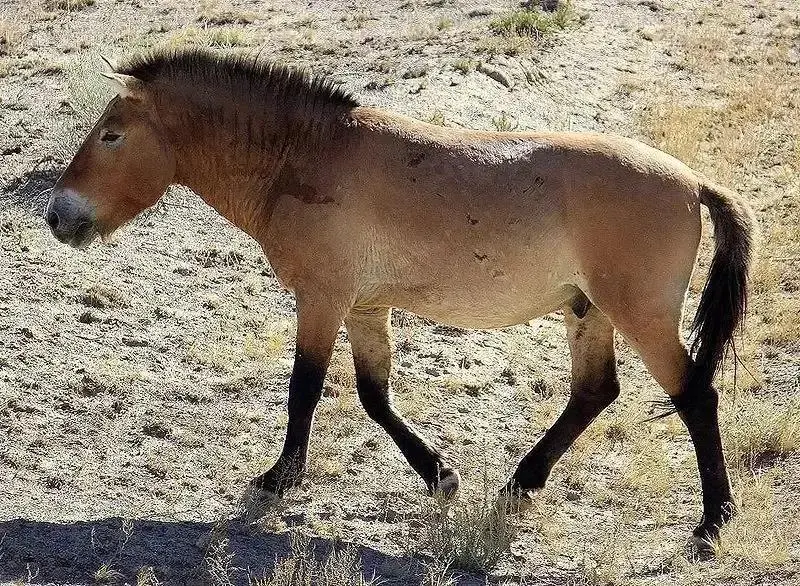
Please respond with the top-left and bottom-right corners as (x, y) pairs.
(115, 48), (359, 109)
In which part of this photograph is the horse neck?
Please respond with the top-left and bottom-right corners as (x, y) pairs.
(156, 89), (346, 240)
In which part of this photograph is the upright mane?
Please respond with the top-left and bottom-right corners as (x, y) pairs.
(115, 47), (358, 111)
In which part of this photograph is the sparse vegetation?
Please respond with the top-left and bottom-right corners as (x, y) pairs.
(417, 482), (516, 572)
(164, 25), (255, 48)
(490, 3), (574, 39)
(427, 110), (446, 126)
(0, 18), (22, 57)
(452, 58), (474, 75)
(491, 112), (518, 131)
(436, 17), (454, 32)
(251, 532), (376, 586)
(1, 2), (799, 586)
(46, 0), (95, 11)
(723, 396), (800, 470)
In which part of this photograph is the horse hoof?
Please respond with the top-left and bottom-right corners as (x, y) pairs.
(499, 483), (536, 514)
(686, 533), (717, 560)
(429, 467), (461, 499)
(237, 483), (283, 523)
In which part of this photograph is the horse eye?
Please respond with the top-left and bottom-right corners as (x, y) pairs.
(100, 130), (123, 144)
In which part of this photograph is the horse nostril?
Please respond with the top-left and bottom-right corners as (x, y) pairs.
(46, 209), (60, 231)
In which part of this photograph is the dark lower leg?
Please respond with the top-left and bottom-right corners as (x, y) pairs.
(253, 356), (327, 494)
(346, 308), (458, 496)
(507, 301), (618, 494)
(507, 372), (619, 492)
(673, 386), (734, 539)
(357, 374), (457, 494)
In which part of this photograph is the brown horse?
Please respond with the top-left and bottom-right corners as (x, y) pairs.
(45, 48), (756, 541)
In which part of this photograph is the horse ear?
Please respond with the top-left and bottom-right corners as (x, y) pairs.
(100, 54), (117, 71)
(99, 71), (142, 99)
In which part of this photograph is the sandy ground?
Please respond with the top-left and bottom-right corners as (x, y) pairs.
(1, 0), (799, 585)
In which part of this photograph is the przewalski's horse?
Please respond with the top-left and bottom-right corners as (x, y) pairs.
(46, 49), (756, 542)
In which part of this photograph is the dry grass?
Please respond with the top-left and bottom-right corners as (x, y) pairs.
(416, 478), (516, 572)
(711, 471), (791, 570)
(196, 0), (257, 25)
(46, 0), (95, 11)
(722, 395), (800, 470)
(641, 19), (800, 363)
(251, 532), (376, 586)
(164, 25), (255, 48)
(0, 18), (22, 57)
(91, 519), (134, 584)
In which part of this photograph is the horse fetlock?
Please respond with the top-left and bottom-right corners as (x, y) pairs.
(693, 500), (737, 541)
(253, 460), (306, 496)
(427, 466), (461, 499)
(507, 462), (550, 494)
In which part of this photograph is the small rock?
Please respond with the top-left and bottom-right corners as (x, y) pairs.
(566, 489), (580, 501)
(477, 62), (513, 88)
(78, 311), (103, 324)
(122, 336), (149, 347)
(424, 366), (440, 377)
(1, 145), (21, 156)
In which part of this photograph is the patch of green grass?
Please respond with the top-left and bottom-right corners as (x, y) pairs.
(437, 17), (454, 31)
(427, 110), (446, 126)
(452, 58), (474, 74)
(490, 3), (574, 38)
(491, 112), (518, 131)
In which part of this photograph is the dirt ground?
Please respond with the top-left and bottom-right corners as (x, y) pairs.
(0, 0), (798, 585)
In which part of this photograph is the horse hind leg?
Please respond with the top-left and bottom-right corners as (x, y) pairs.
(504, 294), (619, 495)
(611, 311), (734, 542)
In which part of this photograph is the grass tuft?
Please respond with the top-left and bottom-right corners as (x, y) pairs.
(417, 482), (516, 572)
(490, 3), (574, 38)
(722, 396), (800, 470)
(712, 471), (791, 569)
(251, 531), (376, 585)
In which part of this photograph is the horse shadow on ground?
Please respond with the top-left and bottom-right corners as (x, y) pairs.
(1, 160), (62, 214)
(0, 516), (495, 586)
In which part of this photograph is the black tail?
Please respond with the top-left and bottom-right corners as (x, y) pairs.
(688, 180), (757, 392)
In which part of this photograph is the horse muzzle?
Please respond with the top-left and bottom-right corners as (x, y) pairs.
(45, 188), (99, 249)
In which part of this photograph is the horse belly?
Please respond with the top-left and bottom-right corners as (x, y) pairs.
(370, 255), (576, 329)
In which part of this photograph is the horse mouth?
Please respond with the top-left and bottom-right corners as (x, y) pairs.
(56, 220), (99, 249)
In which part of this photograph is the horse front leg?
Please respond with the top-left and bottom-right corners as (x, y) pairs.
(345, 307), (460, 497)
(251, 296), (344, 497)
